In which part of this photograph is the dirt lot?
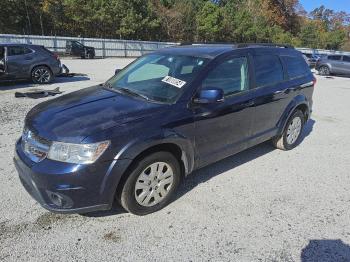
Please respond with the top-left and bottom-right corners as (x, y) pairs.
(1, 58), (350, 262)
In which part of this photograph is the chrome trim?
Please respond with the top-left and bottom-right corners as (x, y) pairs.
(22, 128), (50, 163)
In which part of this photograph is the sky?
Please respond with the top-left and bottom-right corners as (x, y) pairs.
(299, 0), (350, 13)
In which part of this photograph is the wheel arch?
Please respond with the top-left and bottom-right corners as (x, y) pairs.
(277, 95), (310, 135)
(29, 63), (53, 77)
(101, 136), (195, 207)
(318, 63), (332, 73)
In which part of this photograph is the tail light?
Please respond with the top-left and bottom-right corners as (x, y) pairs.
(312, 77), (317, 86)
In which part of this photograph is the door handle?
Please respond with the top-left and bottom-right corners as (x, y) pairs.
(25, 57), (33, 60)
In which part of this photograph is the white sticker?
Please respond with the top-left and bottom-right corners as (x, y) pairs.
(161, 76), (186, 88)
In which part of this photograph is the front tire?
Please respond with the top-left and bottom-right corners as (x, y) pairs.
(119, 151), (181, 215)
(319, 65), (330, 76)
(31, 66), (53, 84)
(87, 52), (94, 59)
(273, 110), (305, 150)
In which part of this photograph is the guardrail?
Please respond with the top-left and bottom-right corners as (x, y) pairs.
(1, 34), (349, 57)
(296, 47), (350, 56)
(0, 34), (176, 57)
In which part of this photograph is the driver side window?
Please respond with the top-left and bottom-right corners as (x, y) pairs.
(202, 57), (249, 96)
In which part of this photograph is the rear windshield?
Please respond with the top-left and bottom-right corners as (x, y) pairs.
(281, 55), (310, 79)
(105, 54), (209, 103)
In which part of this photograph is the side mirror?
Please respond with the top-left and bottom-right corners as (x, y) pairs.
(115, 68), (122, 75)
(193, 88), (224, 104)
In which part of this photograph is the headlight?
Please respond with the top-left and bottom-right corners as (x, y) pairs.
(47, 141), (110, 164)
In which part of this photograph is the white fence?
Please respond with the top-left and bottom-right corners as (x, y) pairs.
(0, 34), (176, 57)
(1, 34), (349, 57)
(295, 47), (350, 56)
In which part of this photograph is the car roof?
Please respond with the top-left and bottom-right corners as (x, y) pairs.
(0, 43), (41, 47)
(155, 44), (300, 59)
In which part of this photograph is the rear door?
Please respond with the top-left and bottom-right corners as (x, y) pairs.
(250, 53), (289, 144)
(6, 46), (34, 77)
(252, 53), (314, 147)
(328, 55), (343, 74)
(193, 53), (255, 166)
(341, 56), (350, 74)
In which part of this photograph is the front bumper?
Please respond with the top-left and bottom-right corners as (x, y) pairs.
(14, 139), (131, 214)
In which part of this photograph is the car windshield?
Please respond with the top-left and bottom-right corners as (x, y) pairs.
(105, 54), (209, 103)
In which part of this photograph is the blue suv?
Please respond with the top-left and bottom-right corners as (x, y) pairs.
(14, 44), (315, 215)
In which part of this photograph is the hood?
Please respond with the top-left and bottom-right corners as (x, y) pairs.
(25, 85), (165, 143)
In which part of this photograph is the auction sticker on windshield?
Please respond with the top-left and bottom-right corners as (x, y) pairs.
(161, 76), (186, 88)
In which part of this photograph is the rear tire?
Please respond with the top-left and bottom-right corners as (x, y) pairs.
(118, 151), (181, 215)
(31, 66), (53, 84)
(272, 110), (305, 150)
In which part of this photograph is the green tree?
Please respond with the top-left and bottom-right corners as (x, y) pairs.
(196, 1), (223, 42)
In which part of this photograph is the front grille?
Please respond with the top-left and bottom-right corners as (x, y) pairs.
(22, 128), (51, 163)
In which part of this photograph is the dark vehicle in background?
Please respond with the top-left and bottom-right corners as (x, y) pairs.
(0, 43), (61, 84)
(302, 53), (320, 68)
(14, 43), (315, 215)
(316, 54), (350, 76)
(66, 40), (95, 59)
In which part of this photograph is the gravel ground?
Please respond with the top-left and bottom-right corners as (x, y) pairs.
(1, 58), (350, 262)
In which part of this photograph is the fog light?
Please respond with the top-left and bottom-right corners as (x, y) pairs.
(46, 191), (73, 208)
(49, 192), (65, 207)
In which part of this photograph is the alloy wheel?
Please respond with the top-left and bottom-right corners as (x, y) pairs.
(32, 68), (51, 83)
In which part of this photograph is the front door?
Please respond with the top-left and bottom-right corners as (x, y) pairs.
(193, 54), (255, 167)
(0, 46), (5, 79)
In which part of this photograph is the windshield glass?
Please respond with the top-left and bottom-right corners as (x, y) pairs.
(105, 54), (209, 103)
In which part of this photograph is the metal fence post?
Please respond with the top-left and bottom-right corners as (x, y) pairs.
(53, 36), (57, 52)
(140, 43), (144, 56)
(102, 39), (106, 58)
(124, 41), (127, 57)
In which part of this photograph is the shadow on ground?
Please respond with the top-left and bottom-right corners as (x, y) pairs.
(84, 119), (315, 217)
(301, 239), (350, 262)
(0, 76), (90, 91)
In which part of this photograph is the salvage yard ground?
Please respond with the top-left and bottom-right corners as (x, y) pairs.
(1, 58), (350, 261)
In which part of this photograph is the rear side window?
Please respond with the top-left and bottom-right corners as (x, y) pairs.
(254, 55), (284, 87)
(343, 56), (350, 62)
(7, 46), (32, 56)
(202, 57), (249, 96)
(328, 55), (341, 61)
(281, 56), (310, 79)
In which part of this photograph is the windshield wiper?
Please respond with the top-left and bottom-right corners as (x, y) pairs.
(118, 87), (151, 101)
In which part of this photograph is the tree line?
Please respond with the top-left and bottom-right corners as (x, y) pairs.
(0, 0), (349, 50)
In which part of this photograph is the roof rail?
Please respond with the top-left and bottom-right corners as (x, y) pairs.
(178, 42), (294, 49)
(178, 42), (231, 46)
(235, 43), (294, 49)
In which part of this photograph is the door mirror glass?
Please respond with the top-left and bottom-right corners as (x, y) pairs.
(194, 88), (224, 104)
